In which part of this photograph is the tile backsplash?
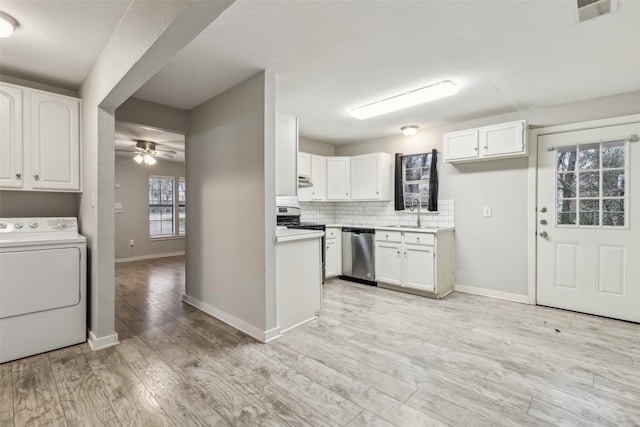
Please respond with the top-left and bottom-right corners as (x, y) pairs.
(276, 196), (454, 227)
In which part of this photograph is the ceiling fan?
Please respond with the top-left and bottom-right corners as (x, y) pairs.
(116, 140), (178, 165)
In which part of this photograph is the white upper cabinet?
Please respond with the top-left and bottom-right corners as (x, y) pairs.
(443, 129), (479, 162)
(0, 82), (81, 192)
(297, 152), (311, 177)
(0, 85), (23, 189)
(350, 152), (392, 201)
(276, 113), (298, 197)
(326, 157), (350, 200)
(298, 154), (327, 201)
(30, 91), (80, 191)
(443, 120), (527, 163)
(480, 120), (526, 158)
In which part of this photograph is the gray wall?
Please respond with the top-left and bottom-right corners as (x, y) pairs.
(0, 191), (80, 218)
(336, 90), (640, 297)
(186, 71), (277, 339)
(299, 137), (336, 156)
(114, 156), (185, 261)
(116, 97), (188, 133)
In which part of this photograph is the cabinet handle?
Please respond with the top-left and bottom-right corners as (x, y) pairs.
(34, 174), (40, 181)
(474, 147), (478, 151)
(397, 251), (400, 255)
(346, 193), (349, 195)
(484, 146), (488, 150)
(16, 173), (21, 179)
(376, 191), (379, 194)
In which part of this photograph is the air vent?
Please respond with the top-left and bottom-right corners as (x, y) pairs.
(577, 0), (618, 22)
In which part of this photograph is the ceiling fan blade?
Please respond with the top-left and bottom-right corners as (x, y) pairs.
(156, 153), (174, 158)
(154, 149), (178, 155)
(115, 149), (137, 153)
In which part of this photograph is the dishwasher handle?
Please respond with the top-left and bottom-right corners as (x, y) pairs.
(342, 227), (375, 234)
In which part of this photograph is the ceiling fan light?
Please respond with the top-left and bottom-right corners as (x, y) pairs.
(0, 11), (18, 38)
(401, 125), (419, 136)
(349, 80), (459, 120)
(133, 153), (144, 164)
(143, 154), (157, 165)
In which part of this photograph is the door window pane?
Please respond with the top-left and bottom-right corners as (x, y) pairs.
(578, 143), (599, 170)
(602, 170), (625, 197)
(557, 147), (577, 172)
(557, 172), (576, 198)
(579, 200), (600, 226)
(578, 171), (599, 197)
(602, 141), (625, 168)
(557, 199), (576, 225)
(603, 199), (625, 226)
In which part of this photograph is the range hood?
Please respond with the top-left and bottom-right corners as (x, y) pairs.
(298, 174), (313, 188)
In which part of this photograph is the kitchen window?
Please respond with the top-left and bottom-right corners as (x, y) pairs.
(402, 153), (432, 209)
(149, 176), (186, 238)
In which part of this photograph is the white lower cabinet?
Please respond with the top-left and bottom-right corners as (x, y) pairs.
(325, 227), (342, 278)
(375, 229), (453, 298)
(374, 242), (402, 285)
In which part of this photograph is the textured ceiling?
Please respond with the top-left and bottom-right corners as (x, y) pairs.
(1, 1), (639, 145)
(0, 0), (132, 90)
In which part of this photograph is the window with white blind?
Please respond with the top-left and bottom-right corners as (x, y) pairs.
(149, 176), (186, 238)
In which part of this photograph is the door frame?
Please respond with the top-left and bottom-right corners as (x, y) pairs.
(526, 113), (640, 305)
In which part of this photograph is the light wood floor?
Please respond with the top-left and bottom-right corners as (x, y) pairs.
(2, 255), (640, 426)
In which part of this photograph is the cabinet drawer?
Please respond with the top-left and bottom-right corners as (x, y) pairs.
(376, 230), (402, 243)
(404, 232), (434, 246)
(326, 228), (340, 240)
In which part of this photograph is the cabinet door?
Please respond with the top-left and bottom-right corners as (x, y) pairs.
(0, 84), (23, 189)
(326, 238), (341, 278)
(403, 244), (435, 292)
(350, 153), (380, 200)
(480, 120), (525, 157)
(276, 113), (298, 196)
(30, 91), (80, 191)
(297, 152), (311, 176)
(375, 242), (402, 285)
(443, 129), (479, 162)
(326, 157), (350, 200)
(309, 155), (326, 200)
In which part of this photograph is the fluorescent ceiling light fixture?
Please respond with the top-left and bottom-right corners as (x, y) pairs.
(401, 125), (419, 136)
(349, 80), (458, 120)
(0, 11), (18, 38)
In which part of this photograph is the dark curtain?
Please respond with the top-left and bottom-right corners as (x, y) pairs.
(428, 149), (438, 211)
(394, 153), (404, 210)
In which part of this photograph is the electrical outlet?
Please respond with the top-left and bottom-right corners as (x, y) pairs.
(483, 207), (492, 217)
(129, 239), (135, 247)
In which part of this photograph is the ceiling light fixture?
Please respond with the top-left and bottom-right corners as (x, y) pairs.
(0, 11), (18, 38)
(133, 152), (156, 165)
(401, 125), (419, 136)
(349, 80), (458, 120)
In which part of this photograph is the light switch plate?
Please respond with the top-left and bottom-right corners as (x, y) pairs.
(483, 207), (492, 217)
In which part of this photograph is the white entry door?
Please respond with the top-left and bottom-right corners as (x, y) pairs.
(537, 122), (640, 322)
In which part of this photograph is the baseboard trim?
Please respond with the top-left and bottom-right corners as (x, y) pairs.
(115, 251), (185, 263)
(182, 294), (278, 343)
(453, 284), (529, 304)
(87, 330), (119, 351)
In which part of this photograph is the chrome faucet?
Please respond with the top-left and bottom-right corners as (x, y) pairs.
(410, 198), (421, 227)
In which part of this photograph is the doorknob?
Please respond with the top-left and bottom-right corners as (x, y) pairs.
(540, 207), (547, 213)
(540, 219), (547, 225)
(539, 231), (548, 238)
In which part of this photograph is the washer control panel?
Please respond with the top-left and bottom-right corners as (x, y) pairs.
(0, 218), (78, 234)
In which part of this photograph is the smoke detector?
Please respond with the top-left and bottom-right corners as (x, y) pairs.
(576, 0), (618, 23)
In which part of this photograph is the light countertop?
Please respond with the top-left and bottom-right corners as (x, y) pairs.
(324, 224), (454, 234)
(275, 227), (324, 243)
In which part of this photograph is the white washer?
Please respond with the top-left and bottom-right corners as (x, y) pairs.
(0, 217), (86, 363)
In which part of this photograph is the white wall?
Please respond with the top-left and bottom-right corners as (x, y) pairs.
(114, 157), (185, 261)
(336, 90), (640, 298)
(186, 71), (278, 341)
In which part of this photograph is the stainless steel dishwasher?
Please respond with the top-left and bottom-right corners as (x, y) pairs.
(342, 227), (376, 284)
